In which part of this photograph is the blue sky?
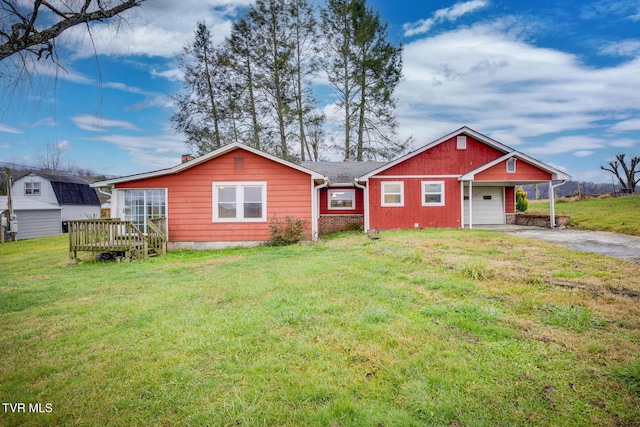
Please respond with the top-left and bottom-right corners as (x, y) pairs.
(1, 0), (639, 182)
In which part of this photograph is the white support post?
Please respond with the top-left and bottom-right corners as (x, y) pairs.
(469, 180), (473, 230)
(549, 181), (555, 228)
(460, 181), (464, 229)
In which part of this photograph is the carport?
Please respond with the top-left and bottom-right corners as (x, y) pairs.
(459, 152), (572, 229)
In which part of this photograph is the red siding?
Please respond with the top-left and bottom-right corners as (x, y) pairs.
(319, 187), (365, 215)
(368, 136), (505, 230)
(505, 187), (515, 214)
(476, 159), (552, 181)
(368, 178), (462, 229)
(115, 149), (312, 242)
(378, 136), (504, 176)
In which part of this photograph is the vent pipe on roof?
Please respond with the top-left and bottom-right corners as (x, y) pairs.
(182, 154), (195, 163)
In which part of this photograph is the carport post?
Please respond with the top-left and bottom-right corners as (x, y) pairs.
(549, 181), (555, 228)
(468, 181), (473, 230)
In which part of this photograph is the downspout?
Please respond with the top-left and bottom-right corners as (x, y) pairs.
(549, 180), (567, 228)
(354, 180), (368, 232)
(97, 187), (112, 198)
(313, 178), (329, 240)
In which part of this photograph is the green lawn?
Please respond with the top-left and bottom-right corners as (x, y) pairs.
(1, 231), (639, 426)
(528, 194), (640, 236)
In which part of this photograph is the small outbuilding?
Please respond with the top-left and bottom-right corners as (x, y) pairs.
(11, 173), (101, 229)
(0, 196), (62, 240)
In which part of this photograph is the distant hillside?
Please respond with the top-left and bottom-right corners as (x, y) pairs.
(522, 181), (626, 199)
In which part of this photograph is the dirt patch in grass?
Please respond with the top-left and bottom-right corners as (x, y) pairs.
(162, 255), (245, 270)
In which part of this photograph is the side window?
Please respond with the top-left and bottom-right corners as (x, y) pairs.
(213, 182), (267, 222)
(422, 181), (445, 206)
(507, 158), (516, 173)
(381, 182), (404, 207)
(328, 189), (355, 210)
(25, 182), (41, 195)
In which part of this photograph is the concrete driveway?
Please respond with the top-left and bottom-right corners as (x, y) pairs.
(478, 225), (640, 263)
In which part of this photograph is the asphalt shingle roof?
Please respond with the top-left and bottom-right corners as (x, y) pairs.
(301, 161), (387, 184)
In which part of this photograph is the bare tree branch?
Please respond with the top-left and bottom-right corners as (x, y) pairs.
(0, 0), (145, 62)
(601, 154), (640, 193)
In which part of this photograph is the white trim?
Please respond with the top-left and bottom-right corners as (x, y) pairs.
(421, 181), (445, 207)
(92, 143), (325, 187)
(460, 181), (465, 229)
(369, 174), (460, 179)
(212, 181), (267, 222)
(469, 181), (473, 229)
(381, 181), (404, 207)
(327, 188), (356, 210)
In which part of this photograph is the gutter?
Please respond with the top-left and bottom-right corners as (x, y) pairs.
(313, 178), (329, 240)
(353, 180), (368, 232)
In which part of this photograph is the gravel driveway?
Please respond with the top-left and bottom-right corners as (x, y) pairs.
(479, 226), (640, 263)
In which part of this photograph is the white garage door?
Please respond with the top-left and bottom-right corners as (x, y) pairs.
(464, 187), (505, 225)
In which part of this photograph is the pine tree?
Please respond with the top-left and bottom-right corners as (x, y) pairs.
(321, 0), (405, 161)
(172, 22), (225, 154)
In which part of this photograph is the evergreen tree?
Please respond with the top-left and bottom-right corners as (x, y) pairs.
(172, 22), (226, 154)
(321, 0), (405, 161)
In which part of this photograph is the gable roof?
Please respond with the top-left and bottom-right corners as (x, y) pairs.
(92, 143), (326, 187)
(459, 152), (571, 181)
(356, 126), (515, 181)
(302, 161), (386, 185)
(19, 172), (101, 206)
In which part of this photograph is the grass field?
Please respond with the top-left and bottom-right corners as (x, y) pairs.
(528, 194), (640, 236)
(1, 231), (639, 426)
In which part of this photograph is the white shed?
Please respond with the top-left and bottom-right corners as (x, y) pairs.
(0, 197), (62, 240)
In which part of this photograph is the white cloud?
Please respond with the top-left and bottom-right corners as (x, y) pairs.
(151, 68), (184, 82)
(91, 131), (186, 169)
(56, 140), (71, 150)
(610, 118), (640, 132)
(397, 20), (640, 151)
(600, 39), (640, 57)
(573, 150), (594, 157)
(403, 0), (488, 37)
(59, 0), (250, 59)
(22, 117), (56, 128)
(0, 123), (22, 134)
(72, 114), (143, 133)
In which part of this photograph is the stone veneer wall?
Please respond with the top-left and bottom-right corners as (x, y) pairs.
(506, 214), (571, 228)
(319, 215), (364, 235)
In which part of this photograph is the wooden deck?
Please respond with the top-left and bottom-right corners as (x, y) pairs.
(69, 218), (167, 261)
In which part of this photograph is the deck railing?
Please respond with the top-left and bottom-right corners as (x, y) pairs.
(147, 217), (167, 256)
(69, 218), (167, 261)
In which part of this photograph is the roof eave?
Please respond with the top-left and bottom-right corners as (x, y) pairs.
(91, 143), (325, 187)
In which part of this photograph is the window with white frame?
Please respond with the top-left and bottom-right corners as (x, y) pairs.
(213, 182), (266, 222)
(422, 181), (445, 206)
(457, 135), (467, 149)
(122, 189), (166, 233)
(381, 182), (404, 206)
(24, 182), (41, 195)
(506, 158), (517, 173)
(328, 189), (355, 210)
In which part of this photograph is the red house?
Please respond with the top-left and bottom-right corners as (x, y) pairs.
(356, 127), (570, 231)
(92, 127), (570, 249)
(94, 143), (325, 249)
